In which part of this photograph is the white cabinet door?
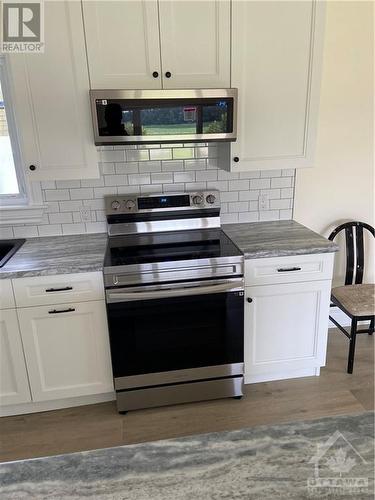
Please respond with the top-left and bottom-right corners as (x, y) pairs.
(17, 301), (113, 401)
(0, 309), (31, 406)
(224, 0), (325, 171)
(158, 0), (230, 88)
(244, 280), (331, 383)
(8, 1), (98, 180)
(83, 0), (162, 89)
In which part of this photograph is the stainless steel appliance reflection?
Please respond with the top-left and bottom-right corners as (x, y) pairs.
(103, 190), (244, 412)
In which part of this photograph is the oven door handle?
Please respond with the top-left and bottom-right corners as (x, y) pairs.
(106, 281), (243, 303)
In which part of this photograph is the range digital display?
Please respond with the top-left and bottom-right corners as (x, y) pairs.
(138, 195), (190, 210)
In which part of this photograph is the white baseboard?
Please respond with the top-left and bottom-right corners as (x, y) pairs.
(245, 367), (320, 384)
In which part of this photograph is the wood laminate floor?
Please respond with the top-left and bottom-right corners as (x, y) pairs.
(0, 329), (374, 463)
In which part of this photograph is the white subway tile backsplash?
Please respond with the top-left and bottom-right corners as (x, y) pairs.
(163, 183), (185, 192)
(271, 177), (293, 188)
(250, 178), (271, 190)
(104, 175), (128, 187)
(173, 148), (194, 159)
(9, 145), (294, 238)
(101, 149), (125, 162)
(62, 223), (86, 235)
(281, 187), (294, 198)
(270, 198), (292, 210)
(196, 170), (217, 182)
(59, 200), (84, 212)
(141, 184), (162, 194)
(48, 212), (73, 224)
(56, 180), (81, 189)
(228, 180), (250, 191)
(13, 225), (38, 238)
(238, 212), (259, 223)
(38, 224), (62, 236)
(239, 190), (259, 201)
(162, 160), (184, 172)
(221, 191), (239, 202)
(115, 162), (139, 174)
(128, 173), (151, 185)
(228, 201), (249, 212)
(80, 178), (105, 188)
(138, 161), (162, 173)
(100, 162), (115, 175)
(70, 188), (94, 200)
(44, 189), (70, 201)
(85, 221), (106, 233)
(174, 172), (196, 183)
(151, 173), (174, 184)
(149, 149), (172, 161)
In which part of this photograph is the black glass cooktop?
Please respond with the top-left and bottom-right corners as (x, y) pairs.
(104, 229), (242, 268)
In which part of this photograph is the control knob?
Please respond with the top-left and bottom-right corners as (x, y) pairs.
(192, 195), (203, 205)
(206, 194), (216, 204)
(111, 200), (121, 210)
(125, 200), (136, 210)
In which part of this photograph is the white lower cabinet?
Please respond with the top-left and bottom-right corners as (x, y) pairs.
(17, 300), (113, 402)
(0, 309), (31, 405)
(244, 279), (332, 383)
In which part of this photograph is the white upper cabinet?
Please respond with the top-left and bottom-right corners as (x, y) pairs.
(221, 0), (326, 172)
(158, 0), (230, 88)
(82, 0), (230, 90)
(83, 0), (162, 89)
(8, 1), (98, 180)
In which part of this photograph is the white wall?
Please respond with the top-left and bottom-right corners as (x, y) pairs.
(294, 0), (374, 286)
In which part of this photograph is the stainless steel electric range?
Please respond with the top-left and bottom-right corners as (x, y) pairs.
(103, 190), (244, 413)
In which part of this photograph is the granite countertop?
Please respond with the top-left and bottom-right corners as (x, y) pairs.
(0, 233), (108, 280)
(0, 221), (338, 280)
(223, 220), (338, 259)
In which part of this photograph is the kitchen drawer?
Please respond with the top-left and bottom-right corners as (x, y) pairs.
(0, 280), (15, 309)
(13, 272), (104, 307)
(245, 253), (334, 286)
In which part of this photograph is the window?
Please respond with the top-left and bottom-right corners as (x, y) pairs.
(0, 56), (27, 206)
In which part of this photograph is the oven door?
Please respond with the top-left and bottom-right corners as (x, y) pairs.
(105, 278), (244, 386)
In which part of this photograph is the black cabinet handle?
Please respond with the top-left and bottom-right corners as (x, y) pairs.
(277, 267), (302, 273)
(45, 286), (73, 292)
(48, 308), (76, 314)
(165, 71), (171, 78)
(233, 157), (239, 163)
(152, 71), (159, 78)
(247, 298), (253, 303)
(29, 165), (36, 171)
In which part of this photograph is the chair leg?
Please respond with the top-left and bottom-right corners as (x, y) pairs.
(369, 317), (374, 335)
(347, 318), (357, 374)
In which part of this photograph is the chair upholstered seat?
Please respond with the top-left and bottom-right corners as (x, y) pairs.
(331, 284), (375, 318)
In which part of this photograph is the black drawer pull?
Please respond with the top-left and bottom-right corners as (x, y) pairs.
(48, 308), (76, 314)
(247, 298), (253, 303)
(45, 286), (73, 292)
(277, 267), (302, 273)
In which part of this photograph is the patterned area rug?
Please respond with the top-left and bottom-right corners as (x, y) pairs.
(0, 412), (373, 499)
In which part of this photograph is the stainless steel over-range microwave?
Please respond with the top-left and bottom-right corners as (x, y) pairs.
(90, 89), (237, 146)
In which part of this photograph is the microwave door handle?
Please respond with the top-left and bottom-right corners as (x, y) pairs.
(106, 281), (243, 303)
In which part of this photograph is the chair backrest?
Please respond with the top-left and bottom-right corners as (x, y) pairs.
(328, 221), (374, 285)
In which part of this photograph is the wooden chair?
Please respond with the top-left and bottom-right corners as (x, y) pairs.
(328, 221), (374, 373)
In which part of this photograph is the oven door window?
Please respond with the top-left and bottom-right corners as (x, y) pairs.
(107, 291), (244, 378)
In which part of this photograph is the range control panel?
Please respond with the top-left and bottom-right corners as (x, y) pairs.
(105, 191), (220, 216)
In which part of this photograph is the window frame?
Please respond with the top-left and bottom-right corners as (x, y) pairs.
(0, 55), (28, 206)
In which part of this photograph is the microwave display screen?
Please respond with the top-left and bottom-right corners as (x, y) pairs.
(95, 98), (233, 138)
